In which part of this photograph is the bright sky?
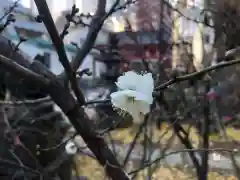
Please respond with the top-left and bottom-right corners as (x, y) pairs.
(18, 0), (31, 8)
(18, 0), (74, 11)
(18, 0), (69, 16)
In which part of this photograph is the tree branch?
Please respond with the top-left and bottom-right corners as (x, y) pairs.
(34, 0), (85, 104)
(199, 80), (211, 180)
(155, 46), (240, 91)
(0, 54), (130, 180)
(59, 0), (107, 75)
(0, 54), (49, 86)
(59, 0), (126, 76)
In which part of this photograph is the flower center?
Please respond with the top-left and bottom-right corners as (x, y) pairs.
(127, 86), (136, 91)
(126, 96), (135, 103)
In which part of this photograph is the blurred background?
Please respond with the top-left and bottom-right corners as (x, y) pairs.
(0, 0), (240, 179)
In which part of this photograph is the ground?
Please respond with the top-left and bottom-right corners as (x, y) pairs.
(73, 156), (237, 180)
(108, 123), (240, 151)
(73, 123), (240, 179)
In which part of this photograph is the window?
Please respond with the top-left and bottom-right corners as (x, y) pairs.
(14, 27), (43, 39)
(34, 53), (51, 69)
(19, 0), (31, 8)
(46, 0), (53, 9)
(167, 4), (172, 16)
(129, 61), (144, 73)
(75, 0), (82, 11)
(82, 0), (97, 14)
(43, 52), (51, 68)
(205, 34), (210, 44)
(65, 0), (76, 10)
(30, 0), (38, 15)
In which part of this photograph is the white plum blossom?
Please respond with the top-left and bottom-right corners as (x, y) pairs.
(110, 71), (154, 124)
(65, 141), (77, 155)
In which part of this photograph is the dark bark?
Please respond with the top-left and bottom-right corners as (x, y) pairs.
(199, 81), (210, 180)
(0, 39), (130, 180)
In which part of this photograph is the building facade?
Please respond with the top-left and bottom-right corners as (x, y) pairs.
(1, 0), (77, 74)
(108, 0), (173, 73)
(171, 0), (215, 71)
(12, 0), (111, 78)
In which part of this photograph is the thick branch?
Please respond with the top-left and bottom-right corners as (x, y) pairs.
(59, 0), (125, 76)
(0, 54), (130, 180)
(33, 0), (72, 75)
(199, 81), (211, 180)
(34, 0), (85, 104)
(0, 54), (49, 86)
(63, 0), (107, 74)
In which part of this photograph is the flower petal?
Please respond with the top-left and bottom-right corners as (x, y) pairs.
(111, 90), (152, 109)
(135, 100), (151, 115)
(136, 73), (154, 103)
(110, 91), (127, 110)
(134, 91), (153, 105)
(111, 90), (139, 111)
(116, 71), (140, 90)
(110, 90), (151, 124)
(131, 112), (145, 124)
